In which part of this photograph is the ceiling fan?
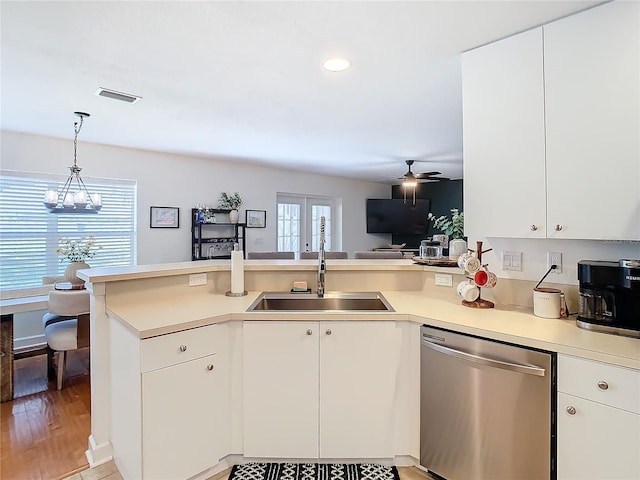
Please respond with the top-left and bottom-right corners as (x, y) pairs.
(399, 160), (449, 187)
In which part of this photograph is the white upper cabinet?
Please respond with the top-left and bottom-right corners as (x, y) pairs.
(463, 28), (546, 239)
(463, 1), (640, 240)
(544, 1), (640, 240)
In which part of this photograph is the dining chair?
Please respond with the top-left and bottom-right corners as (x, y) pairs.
(42, 289), (90, 390)
(353, 251), (403, 259)
(246, 251), (295, 259)
(300, 251), (348, 259)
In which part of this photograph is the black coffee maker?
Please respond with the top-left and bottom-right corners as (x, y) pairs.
(577, 259), (640, 338)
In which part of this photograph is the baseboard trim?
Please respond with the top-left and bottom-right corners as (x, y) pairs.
(85, 435), (113, 468)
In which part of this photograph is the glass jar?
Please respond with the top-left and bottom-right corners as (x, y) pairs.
(420, 240), (443, 259)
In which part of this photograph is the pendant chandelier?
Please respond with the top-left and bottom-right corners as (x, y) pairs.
(43, 112), (102, 213)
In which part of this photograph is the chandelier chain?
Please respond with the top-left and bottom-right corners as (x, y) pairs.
(73, 115), (84, 168)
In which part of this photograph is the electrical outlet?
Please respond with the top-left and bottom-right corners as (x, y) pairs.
(547, 252), (562, 274)
(189, 273), (207, 286)
(434, 273), (453, 287)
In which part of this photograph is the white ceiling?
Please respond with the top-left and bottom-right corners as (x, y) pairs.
(1, 0), (603, 184)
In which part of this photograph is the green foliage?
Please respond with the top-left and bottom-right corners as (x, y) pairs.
(427, 208), (464, 239)
(218, 192), (243, 210)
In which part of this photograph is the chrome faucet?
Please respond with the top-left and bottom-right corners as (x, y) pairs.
(317, 216), (326, 298)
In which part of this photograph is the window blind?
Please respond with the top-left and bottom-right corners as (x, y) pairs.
(0, 170), (137, 290)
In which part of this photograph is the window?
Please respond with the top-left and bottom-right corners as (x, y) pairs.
(0, 170), (137, 290)
(276, 194), (339, 255)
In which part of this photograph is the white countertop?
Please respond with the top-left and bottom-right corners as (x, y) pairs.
(106, 288), (640, 370)
(77, 258), (445, 283)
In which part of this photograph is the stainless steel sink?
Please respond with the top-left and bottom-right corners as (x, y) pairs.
(247, 291), (394, 312)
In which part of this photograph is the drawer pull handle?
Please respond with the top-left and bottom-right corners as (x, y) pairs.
(597, 381), (609, 390)
(555, 224), (563, 231)
(325, 329), (332, 335)
(566, 406), (576, 415)
(306, 329), (313, 336)
(207, 364), (214, 371)
(530, 225), (538, 231)
(179, 345), (187, 352)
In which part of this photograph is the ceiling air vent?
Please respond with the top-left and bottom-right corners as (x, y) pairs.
(94, 87), (142, 104)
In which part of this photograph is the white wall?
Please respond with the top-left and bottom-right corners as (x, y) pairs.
(471, 237), (639, 286)
(1, 130), (390, 264)
(2, 129), (391, 347)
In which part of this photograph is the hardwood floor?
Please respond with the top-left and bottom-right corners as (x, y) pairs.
(1, 349), (91, 480)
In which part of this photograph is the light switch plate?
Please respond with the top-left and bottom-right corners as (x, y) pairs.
(501, 251), (523, 271)
(189, 273), (207, 286)
(435, 273), (453, 287)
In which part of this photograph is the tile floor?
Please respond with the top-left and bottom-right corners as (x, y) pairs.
(65, 462), (432, 480)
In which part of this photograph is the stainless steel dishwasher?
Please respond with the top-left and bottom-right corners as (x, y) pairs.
(420, 325), (556, 480)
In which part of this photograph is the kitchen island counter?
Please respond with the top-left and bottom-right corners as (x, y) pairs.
(78, 259), (639, 469)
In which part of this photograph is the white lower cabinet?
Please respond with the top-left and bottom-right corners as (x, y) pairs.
(243, 321), (319, 458)
(557, 355), (640, 480)
(110, 320), (229, 480)
(243, 321), (396, 459)
(142, 354), (225, 480)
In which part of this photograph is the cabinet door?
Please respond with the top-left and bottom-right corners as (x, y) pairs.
(142, 354), (223, 480)
(557, 392), (640, 480)
(243, 321), (319, 458)
(319, 321), (396, 458)
(462, 28), (546, 239)
(544, 1), (640, 240)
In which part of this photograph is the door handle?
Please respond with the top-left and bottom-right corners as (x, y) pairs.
(422, 339), (546, 377)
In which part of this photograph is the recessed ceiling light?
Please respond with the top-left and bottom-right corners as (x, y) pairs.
(323, 58), (351, 72)
(94, 87), (142, 104)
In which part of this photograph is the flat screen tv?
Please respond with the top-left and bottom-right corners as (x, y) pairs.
(366, 198), (431, 234)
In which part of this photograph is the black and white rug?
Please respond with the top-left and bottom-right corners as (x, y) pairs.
(229, 463), (400, 480)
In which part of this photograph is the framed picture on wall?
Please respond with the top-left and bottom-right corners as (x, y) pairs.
(150, 206), (180, 228)
(246, 209), (266, 228)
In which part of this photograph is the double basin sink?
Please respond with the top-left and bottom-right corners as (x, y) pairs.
(247, 291), (394, 312)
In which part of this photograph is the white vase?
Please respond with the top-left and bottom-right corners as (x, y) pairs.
(64, 261), (89, 286)
(448, 238), (467, 261)
(229, 209), (239, 224)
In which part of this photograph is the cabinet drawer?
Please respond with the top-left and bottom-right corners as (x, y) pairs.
(141, 323), (222, 373)
(558, 355), (640, 414)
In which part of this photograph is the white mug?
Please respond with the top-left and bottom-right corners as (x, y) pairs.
(457, 252), (481, 274)
(533, 287), (562, 319)
(457, 280), (480, 302)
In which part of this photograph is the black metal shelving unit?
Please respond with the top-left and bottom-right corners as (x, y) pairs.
(191, 208), (245, 260)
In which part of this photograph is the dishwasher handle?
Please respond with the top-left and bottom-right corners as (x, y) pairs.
(422, 338), (546, 377)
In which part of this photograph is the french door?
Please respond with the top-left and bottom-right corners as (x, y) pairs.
(276, 194), (337, 255)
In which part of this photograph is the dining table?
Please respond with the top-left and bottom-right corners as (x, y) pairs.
(0, 294), (49, 402)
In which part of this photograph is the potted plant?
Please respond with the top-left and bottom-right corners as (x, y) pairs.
(218, 192), (243, 223)
(56, 235), (102, 285)
(427, 208), (466, 260)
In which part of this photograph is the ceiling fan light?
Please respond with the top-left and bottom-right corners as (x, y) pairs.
(402, 178), (418, 187)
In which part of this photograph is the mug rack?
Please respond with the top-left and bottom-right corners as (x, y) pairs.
(462, 240), (495, 309)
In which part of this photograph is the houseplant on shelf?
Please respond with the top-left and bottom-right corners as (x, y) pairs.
(218, 192), (243, 223)
(57, 235), (102, 285)
(427, 208), (466, 260)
